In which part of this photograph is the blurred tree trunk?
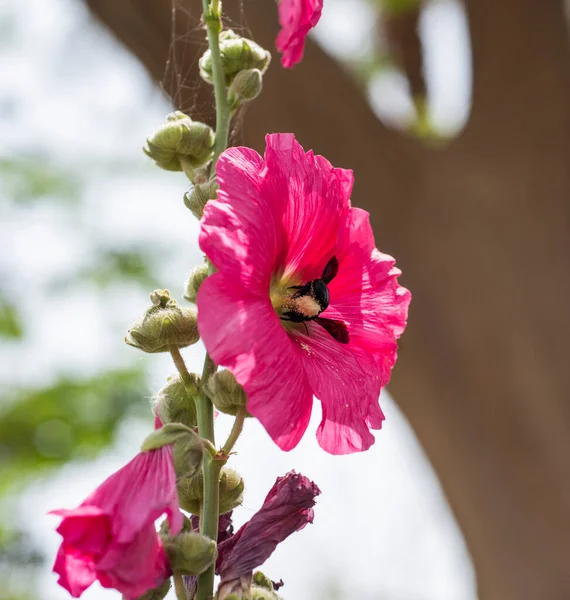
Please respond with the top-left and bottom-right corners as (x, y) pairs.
(85, 0), (570, 597)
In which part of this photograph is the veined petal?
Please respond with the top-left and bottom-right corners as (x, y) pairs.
(201, 146), (283, 297)
(263, 134), (353, 282)
(198, 273), (313, 450)
(328, 207), (410, 364)
(97, 528), (170, 599)
(296, 324), (384, 454)
(84, 446), (182, 544)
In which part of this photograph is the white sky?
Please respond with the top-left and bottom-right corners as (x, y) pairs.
(1, 0), (476, 598)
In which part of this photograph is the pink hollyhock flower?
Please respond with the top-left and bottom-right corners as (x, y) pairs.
(50, 446), (182, 599)
(216, 472), (320, 585)
(276, 0), (323, 68)
(198, 133), (410, 454)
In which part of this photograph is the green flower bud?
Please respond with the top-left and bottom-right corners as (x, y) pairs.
(125, 578), (171, 600)
(199, 31), (271, 85)
(183, 178), (218, 219)
(228, 69), (263, 111)
(177, 469), (203, 514)
(125, 289), (199, 353)
(177, 467), (244, 515)
(156, 373), (199, 428)
(183, 263), (209, 303)
(161, 531), (217, 576)
(171, 428), (204, 481)
(144, 111), (214, 171)
(252, 572), (274, 591)
(219, 467), (245, 514)
(251, 587), (280, 600)
(205, 370), (249, 417)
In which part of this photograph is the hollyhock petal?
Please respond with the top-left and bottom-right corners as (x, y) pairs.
(276, 0), (324, 68)
(51, 446), (181, 598)
(201, 146), (283, 296)
(97, 528), (170, 599)
(197, 274), (313, 451)
(53, 545), (97, 598)
(296, 324), (384, 454)
(263, 134), (352, 282)
(326, 207), (411, 375)
(216, 472), (320, 581)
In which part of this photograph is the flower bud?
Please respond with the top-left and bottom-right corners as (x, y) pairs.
(252, 572), (273, 591)
(126, 578), (171, 600)
(228, 69), (263, 111)
(177, 471), (203, 515)
(177, 467), (244, 515)
(144, 111), (214, 171)
(205, 370), (249, 417)
(199, 31), (271, 85)
(251, 587), (280, 600)
(171, 430), (204, 481)
(125, 289), (199, 353)
(183, 264), (209, 303)
(161, 531), (217, 576)
(183, 178), (218, 219)
(156, 373), (199, 428)
(219, 467), (245, 514)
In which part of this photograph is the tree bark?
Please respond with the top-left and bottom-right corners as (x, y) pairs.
(84, 0), (570, 597)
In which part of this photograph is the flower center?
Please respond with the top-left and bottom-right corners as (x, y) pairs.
(269, 257), (350, 344)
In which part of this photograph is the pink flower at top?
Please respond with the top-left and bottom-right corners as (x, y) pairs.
(198, 133), (410, 455)
(50, 446), (182, 599)
(276, 0), (323, 68)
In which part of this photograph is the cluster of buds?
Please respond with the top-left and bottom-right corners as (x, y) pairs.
(199, 30), (271, 112)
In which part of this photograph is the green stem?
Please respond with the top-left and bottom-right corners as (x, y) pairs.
(193, 3), (231, 598)
(168, 345), (198, 393)
(202, 0), (230, 174)
(222, 406), (247, 456)
(173, 572), (187, 600)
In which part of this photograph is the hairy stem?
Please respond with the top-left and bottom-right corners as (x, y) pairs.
(222, 406), (247, 456)
(202, 0), (230, 174)
(195, 2), (230, 598)
(173, 573), (187, 600)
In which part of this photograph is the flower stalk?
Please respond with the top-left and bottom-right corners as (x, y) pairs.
(202, 0), (230, 174)
(222, 406), (247, 456)
(173, 573), (188, 600)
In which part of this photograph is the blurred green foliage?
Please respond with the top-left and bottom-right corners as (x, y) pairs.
(0, 148), (161, 597)
(0, 368), (148, 493)
(0, 296), (23, 339)
(0, 157), (81, 205)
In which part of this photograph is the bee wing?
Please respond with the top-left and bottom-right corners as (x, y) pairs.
(314, 316), (349, 344)
(321, 255), (339, 284)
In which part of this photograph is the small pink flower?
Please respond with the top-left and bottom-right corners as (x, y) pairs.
(50, 446), (182, 599)
(276, 0), (324, 68)
(216, 472), (320, 583)
(198, 133), (410, 454)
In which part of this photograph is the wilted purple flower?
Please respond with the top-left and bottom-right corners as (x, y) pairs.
(216, 471), (320, 584)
